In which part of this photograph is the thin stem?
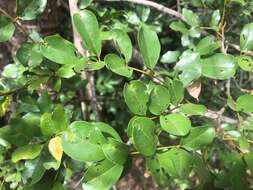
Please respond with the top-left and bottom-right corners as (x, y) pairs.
(130, 67), (164, 84)
(0, 7), (35, 43)
(130, 144), (181, 155)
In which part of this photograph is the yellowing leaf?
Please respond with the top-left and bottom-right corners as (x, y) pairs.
(48, 136), (63, 161)
(0, 96), (10, 117)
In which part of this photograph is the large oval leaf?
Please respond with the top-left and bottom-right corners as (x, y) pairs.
(201, 53), (236, 80)
(240, 23), (253, 51)
(149, 85), (171, 115)
(138, 24), (161, 69)
(16, 0), (47, 20)
(130, 117), (157, 156)
(160, 113), (191, 136)
(236, 94), (253, 113)
(40, 35), (79, 65)
(0, 16), (15, 42)
(180, 126), (215, 150)
(123, 80), (149, 115)
(104, 53), (133, 78)
(73, 10), (101, 56)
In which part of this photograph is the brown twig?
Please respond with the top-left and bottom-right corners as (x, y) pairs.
(99, 0), (185, 21)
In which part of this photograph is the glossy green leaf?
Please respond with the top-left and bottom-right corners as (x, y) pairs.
(170, 21), (188, 34)
(112, 29), (132, 62)
(160, 51), (180, 64)
(79, 0), (93, 8)
(210, 10), (220, 29)
(138, 24), (161, 69)
(104, 53), (133, 78)
(149, 85), (170, 115)
(73, 10), (101, 56)
(123, 80), (149, 115)
(157, 148), (193, 178)
(0, 16), (15, 42)
(237, 55), (253, 72)
(160, 113), (191, 136)
(130, 117), (157, 156)
(182, 8), (200, 27)
(40, 35), (79, 65)
(83, 159), (123, 190)
(240, 23), (253, 51)
(175, 51), (201, 87)
(40, 113), (56, 137)
(180, 126), (215, 150)
(166, 79), (184, 105)
(179, 103), (207, 116)
(16, 0), (47, 20)
(56, 65), (75, 79)
(12, 144), (42, 163)
(102, 138), (128, 165)
(236, 94), (253, 113)
(195, 36), (220, 55)
(84, 61), (105, 71)
(201, 53), (236, 80)
(61, 121), (106, 162)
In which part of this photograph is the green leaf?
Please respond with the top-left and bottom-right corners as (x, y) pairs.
(12, 144), (42, 163)
(52, 182), (66, 190)
(201, 53), (236, 80)
(160, 51), (180, 64)
(237, 55), (253, 72)
(104, 54), (133, 78)
(56, 65), (75, 79)
(170, 21), (188, 34)
(102, 138), (128, 165)
(83, 159), (123, 190)
(61, 121), (106, 162)
(166, 79), (184, 105)
(175, 51), (201, 87)
(79, 0), (93, 8)
(160, 113), (191, 136)
(129, 117), (157, 156)
(236, 94), (253, 113)
(84, 61), (105, 71)
(146, 156), (171, 187)
(40, 35), (79, 65)
(149, 85), (170, 115)
(157, 148), (193, 178)
(0, 16), (15, 42)
(112, 29), (133, 62)
(179, 103), (207, 116)
(240, 23), (253, 51)
(195, 36), (220, 55)
(73, 10), (101, 56)
(94, 122), (122, 142)
(138, 24), (161, 69)
(16, 0), (47, 20)
(52, 104), (68, 132)
(180, 126), (215, 150)
(244, 152), (253, 173)
(182, 8), (200, 27)
(123, 80), (149, 115)
(210, 10), (220, 29)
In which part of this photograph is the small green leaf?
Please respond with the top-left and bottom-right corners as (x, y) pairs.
(160, 113), (191, 136)
(201, 53), (236, 80)
(12, 144), (42, 163)
(102, 138), (128, 165)
(236, 94), (253, 113)
(40, 113), (55, 137)
(123, 80), (149, 115)
(149, 85), (170, 115)
(73, 10), (101, 56)
(104, 54), (133, 78)
(210, 10), (220, 29)
(40, 35), (79, 65)
(166, 79), (184, 105)
(112, 29), (133, 62)
(170, 21), (188, 34)
(179, 103), (207, 116)
(237, 55), (253, 72)
(0, 16), (15, 42)
(79, 0), (93, 8)
(160, 51), (180, 64)
(182, 8), (200, 27)
(129, 117), (157, 156)
(83, 159), (123, 190)
(175, 51), (201, 87)
(240, 23), (253, 51)
(157, 148), (193, 178)
(195, 36), (220, 55)
(180, 126), (215, 150)
(16, 0), (47, 20)
(138, 24), (161, 69)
